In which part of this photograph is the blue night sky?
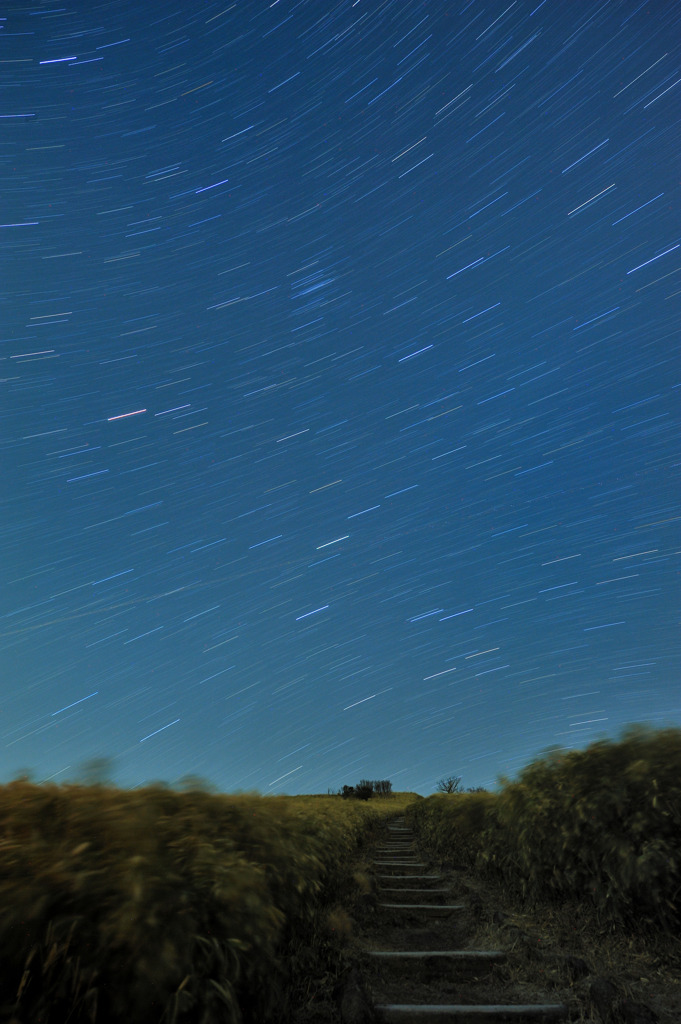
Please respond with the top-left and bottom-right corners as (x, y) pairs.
(2, 1), (679, 795)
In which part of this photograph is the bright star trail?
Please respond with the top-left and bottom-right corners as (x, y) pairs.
(2, 2), (679, 794)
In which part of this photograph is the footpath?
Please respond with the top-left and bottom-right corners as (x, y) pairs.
(344, 814), (568, 1023)
(331, 813), (676, 1024)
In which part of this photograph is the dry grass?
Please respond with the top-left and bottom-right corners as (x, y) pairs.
(0, 783), (417, 1023)
(406, 725), (681, 935)
(403, 725), (681, 1021)
(457, 869), (681, 1021)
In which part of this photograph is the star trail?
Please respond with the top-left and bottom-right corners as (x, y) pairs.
(1, 1), (679, 794)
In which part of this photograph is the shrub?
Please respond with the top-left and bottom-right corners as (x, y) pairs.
(0, 783), (418, 1023)
(407, 725), (681, 933)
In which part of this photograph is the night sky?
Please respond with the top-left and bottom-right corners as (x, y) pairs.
(2, 1), (679, 796)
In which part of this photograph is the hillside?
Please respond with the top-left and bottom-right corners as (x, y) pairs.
(0, 726), (679, 1022)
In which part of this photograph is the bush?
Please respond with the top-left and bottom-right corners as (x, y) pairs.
(407, 725), (681, 933)
(339, 779), (392, 799)
(406, 790), (500, 868)
(0, 784), (418, 1023)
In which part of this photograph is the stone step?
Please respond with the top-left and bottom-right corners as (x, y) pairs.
(373, 860), (427, 866)
(376, 884), (450, 892)
(377, 891), (453, 905)
(375, 856), (421, 860)
(378, 903), (466, 915)
(378, 846), (417, 851)
(374, 864), (423, 869)
(378, 852), (417, 856)
(376, 874), (443, 880)
(374, 1003), (568, 1022)
(369, 951), (506, 962)
(367, 948), (505, 980)
(375, 866), (426, 873)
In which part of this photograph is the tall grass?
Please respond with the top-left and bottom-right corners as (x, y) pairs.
(406, 725), (681, 933)
(0, 784), (415, 1023)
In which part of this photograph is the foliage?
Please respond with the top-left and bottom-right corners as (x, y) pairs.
(406, 725), (681, 934)
(407, 789), (500, 869)
(339, 778), (392, 799)
(0, 782), (417, 1023)
(371, 778), (393, 796)
(354, 780), (373, 801)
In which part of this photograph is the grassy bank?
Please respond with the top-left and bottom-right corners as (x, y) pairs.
(405, 725), (681, 934)
(0, 783), (417, 1023)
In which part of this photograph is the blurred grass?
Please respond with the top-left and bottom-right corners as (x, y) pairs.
(405, 725), (681, 935)
(0, 784), (416, 1023)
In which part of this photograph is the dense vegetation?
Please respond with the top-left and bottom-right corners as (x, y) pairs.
(334, 778), (394, 799)
(406, 724), (681, 934)
(1, 724), (677, 1022)
(0, 783), (416, 1024)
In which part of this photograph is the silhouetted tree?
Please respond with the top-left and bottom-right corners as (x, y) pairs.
(339, 779), (392, 799)
(436, 775), (463, 793)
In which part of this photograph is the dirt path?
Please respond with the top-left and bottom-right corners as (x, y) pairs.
(332, 813), (679, 1024)
(347, 814), (567, 1022)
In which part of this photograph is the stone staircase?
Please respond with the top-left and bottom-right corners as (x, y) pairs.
(360, 816), (569, 1023)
